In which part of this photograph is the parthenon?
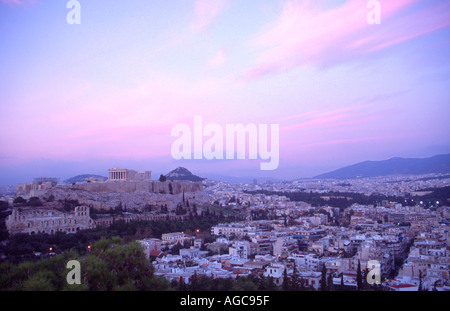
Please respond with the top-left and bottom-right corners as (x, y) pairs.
(108, 168), (152, 182)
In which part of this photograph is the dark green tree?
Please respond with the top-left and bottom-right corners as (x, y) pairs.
(327, 273), (333, 291)
(320, 264), (327, 291)
(13, 196), (27, 205)
(28, 197), (43, 207)
(282, 267), (290, 291)
(418, 270), (423, 291)
(356, 260), (363, 291)
(291, 262), (300, 291)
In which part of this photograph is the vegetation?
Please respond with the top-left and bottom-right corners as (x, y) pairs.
(0, 200), (10, 241)
(0, 237), (170, 291)
(0, 235), (322, 292)
(0, 208), (242, 263)
(245, 187), (449, 211)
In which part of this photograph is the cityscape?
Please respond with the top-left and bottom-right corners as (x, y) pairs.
(0, 167), (449, 293)
(0, 0), (449, 305)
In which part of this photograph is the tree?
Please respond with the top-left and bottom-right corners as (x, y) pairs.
(13, 196), (27, 206)
(282, 267), (290, 291)
(291, 262), (300, 291)
(261, 276), (277, 291)
(363, 267), (369, 290)
(232, 277), (258, 291)
(357, 260), (363, 291)
(28, 197), (43, 207)
(190, 271), (199, 291)
(418, 270), (423, 291)
(327, 273), (333, 291)
(159, 175), (167, 182)
(320, 264), (327, 291)
(171, 242), (183, 255)
(299, 277), (306, 291)
(82, 237), (169, 291)
(178, 277), (187, 291)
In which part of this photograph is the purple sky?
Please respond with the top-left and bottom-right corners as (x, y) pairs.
(0, 0), (450, 184)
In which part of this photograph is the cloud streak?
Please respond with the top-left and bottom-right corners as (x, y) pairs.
(191, 0), (229, 32)
(242, 0), (450, 81)
(280, 103), (379, 132)
(1, 0), (35, 6)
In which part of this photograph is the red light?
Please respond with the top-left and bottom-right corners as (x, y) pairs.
(49, 247), (53, 251)
(87, 245), (91, 249)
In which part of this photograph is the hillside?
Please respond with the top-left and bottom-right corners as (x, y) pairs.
(165, 167), (205, 182)
(315, 154), (450, 179)
(64, 174), (107, 184)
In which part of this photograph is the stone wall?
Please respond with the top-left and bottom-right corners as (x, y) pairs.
(6, 206), (94, 235)
(6, 205), (190, 235)
(73, 181), (203, 195)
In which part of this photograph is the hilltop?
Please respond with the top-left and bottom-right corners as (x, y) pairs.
(315, 154), (450, 179)
(165, 167), (205, 182)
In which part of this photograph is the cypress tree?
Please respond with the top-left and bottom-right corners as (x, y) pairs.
(282, 266), (290, 291)
(419, 270), (423, 291)
(357, 260), (363, 291)
(327, 273), (333, 291)
(320, 264), (327, 291)
(292, 262), (300, 291)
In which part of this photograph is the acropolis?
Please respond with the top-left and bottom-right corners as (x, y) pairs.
(107, 168), (152, 182)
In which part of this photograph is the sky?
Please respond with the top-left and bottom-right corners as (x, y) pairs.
(0, 0), (450, 185)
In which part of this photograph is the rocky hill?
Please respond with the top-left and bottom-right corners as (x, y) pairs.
(165, 167), (205, 182)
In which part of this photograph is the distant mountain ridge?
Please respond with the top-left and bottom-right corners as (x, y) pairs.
(64, 174), (106, 184)
(165, 167), (205, 182)
(315, 154), (450, 179)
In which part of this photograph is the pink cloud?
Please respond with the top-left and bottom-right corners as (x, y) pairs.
(208, 48), (228, 69)
(304, 135), (385, 148)
(0, 72), (237, 162)
(242, 0), (450, 81)
(281, 103), (374, 132)
(1, 0), (35, 6)
(191, 0), (228, 31)
(280, 110), (321, 122)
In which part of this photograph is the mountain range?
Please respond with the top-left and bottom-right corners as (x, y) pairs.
(314, 154), (450, 179)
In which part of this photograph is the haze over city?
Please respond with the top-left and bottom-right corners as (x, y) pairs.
(1, 0), (450, 185)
